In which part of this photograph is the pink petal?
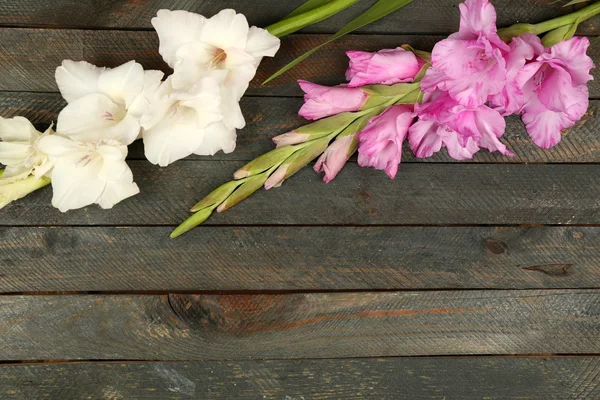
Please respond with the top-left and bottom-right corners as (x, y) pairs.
(297, 80), (368, 120)
(347, 48), (421, 87)
(408, 119), (443, 158)
(542, 36), (594, 86)
(521, 108), (573, 149)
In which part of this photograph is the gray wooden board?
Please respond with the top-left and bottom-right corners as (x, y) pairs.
(1, 357), (599, 399)
(0, 162), (599, 226)
(0, 0), (597, 36)
(0, 226), (598, 292)
(1, 291), (599, 360)
(2, 92), (600, 163)
(1, 30), (600, 97)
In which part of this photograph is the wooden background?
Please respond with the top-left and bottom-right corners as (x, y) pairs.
(1, 0), (599, 398)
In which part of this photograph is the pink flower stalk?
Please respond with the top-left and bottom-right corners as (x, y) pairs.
(345, 47), (423, 87)
(421, 0), (509, 108)
(298, 80), (368, 120)
(357, 105), (414, 179)
(409, 91), (513, 160)
(516, 37), (594, 149)
(272, 131), (311, 147)
(314, 135), (355, 183)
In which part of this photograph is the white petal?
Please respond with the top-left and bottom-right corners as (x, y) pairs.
(57, 93), (139, 144)
(0, 142), (30, 166)
(143, 108), (206, 167)
(194, 122), (236, 156)
(96, 141), (129, 180)
(2, 164), (33, 181)
(140, 78), (177, 130)
(220, 87), (246, 129)
(171, 77), (224, 128)
(37, 135), (85, 159)
(0, 116), (38, 142)
(50, 152), (105, 212)
(152, 9), (207, 68)
(170, 42), (222, 90)
(200, 9), (249, 50)
(55, 60), (104, 103)
(245, 26), (281, 61)
(97, 166), (139, 209)
(97, 60), (145, 108)
(127, 70), (165, 119)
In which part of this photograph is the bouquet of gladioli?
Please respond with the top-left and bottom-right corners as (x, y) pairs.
(0, 0), (411, 211)
(173, 0), (599, 237)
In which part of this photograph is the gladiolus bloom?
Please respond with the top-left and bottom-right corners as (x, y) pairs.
(298, 80), (368, 120)
(421, 0), (509, 108)
(517, 36), (594, 149)
(357, 105), (414, 179)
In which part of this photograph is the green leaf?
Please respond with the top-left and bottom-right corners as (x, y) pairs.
(285, 0), (334, 18)
(563, 0), (591, 6)
(360, 82), (421, 97)
(266, 0), (360, 38)
(218, 172), (271, 212)
(264, 0), (413, 83)
(234, 145), (299, 179)
(295, 112), (359, 134)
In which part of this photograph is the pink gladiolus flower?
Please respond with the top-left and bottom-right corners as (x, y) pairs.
(298, 80), (368, 120)
(517, 37), (594, 149)
(489, 34), (545, 116)
(409, 91), (513, 160)
(421, 0), (509, 108)
(345, 48), (423, 87)
(314, 135), (355, 183)
(357, 105), (414, 179)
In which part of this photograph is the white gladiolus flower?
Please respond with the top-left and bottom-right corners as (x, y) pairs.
(55, 60), (164, 145)
(37, 135), (139, 212)
(141, 76), (236, 167)
(0, 116), (53, 181)
(151, 9), (281, 129)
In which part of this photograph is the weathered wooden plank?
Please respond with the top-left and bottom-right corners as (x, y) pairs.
(1, 357), (599, 399)
(1, 226), (598, 292)
(1, 290), (599, 360)
(3, 92), (600, 163)
(0, 0), (597, 36)
(1, 162), (599, 226)
(1, 30), (600, 97)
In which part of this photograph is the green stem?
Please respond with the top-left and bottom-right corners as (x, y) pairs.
(498, 1), (600, 40)
(266, 0), (359, 38)
(534, 1), (600, 33)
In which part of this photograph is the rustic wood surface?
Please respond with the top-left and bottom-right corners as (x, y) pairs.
(1, 0), (599, 398)
(1, 357), (598, 399)
(1, 291), (599, 360)
(1, 162), (599, 226)
(1, 226), (598, 292)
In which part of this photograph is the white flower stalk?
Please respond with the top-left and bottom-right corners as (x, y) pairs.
(151, 9), (281, 130)
(55, 60), (164, 145)
(0, 171), (51, 209)
(0, 116), (53, 181)
(37, 136), (139, 212)
(141, 76), (235, 167)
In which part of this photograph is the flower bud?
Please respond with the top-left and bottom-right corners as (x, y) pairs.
(314, 135), (357, 183)
(541, 24), (577, 48)
(346, 47), (424, 87)
(272, 131), (311, 148)
(170, 207), (213, 239)
(234, 146), (297, 179)
(298, 80), (368, 120)
(217, 173), (269, 212)
(190, 180), (242, 212)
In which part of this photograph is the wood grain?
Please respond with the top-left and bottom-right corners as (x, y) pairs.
(1, 226), (599, 292)
(1, 162), (599, 226)
(3, 92), (600, 163)
(0, 0), (597, 35)
(1, 30), (600, 97)
(1, 290), (599, 360)
(1, 357), (599, 399)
